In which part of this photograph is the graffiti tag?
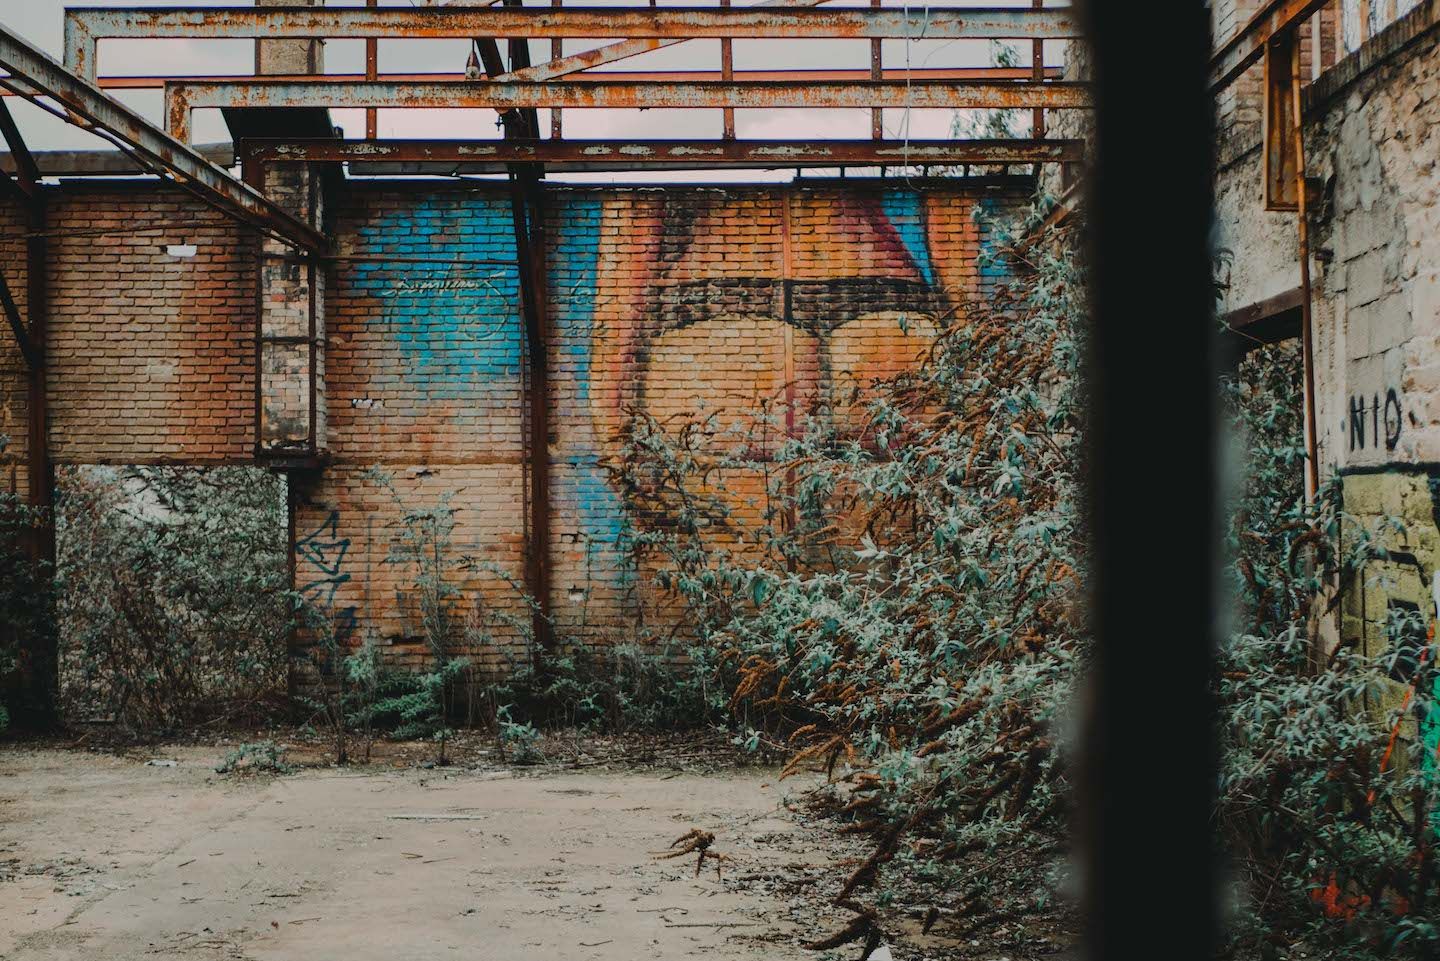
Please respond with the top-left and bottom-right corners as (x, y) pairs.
(296, 510), (358, 644)
(1349, 388), (1403, 452)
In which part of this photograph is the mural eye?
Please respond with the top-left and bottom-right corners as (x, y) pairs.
(640, 316), (820, 460)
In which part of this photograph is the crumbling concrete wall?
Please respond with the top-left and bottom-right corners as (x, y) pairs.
(1215, 1), (1440, 655)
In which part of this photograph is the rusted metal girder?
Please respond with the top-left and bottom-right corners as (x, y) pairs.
(1210, 0), (1329, 92)
(166, 79), (1091, 143)
(508, 169), (555, 658)
(0, 23), (326, 252)
(64, 5), (1081, 79)
(3, 66), (1066, 93)
(238, 137), (1084, 167)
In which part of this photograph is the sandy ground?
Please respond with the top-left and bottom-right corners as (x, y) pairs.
(0, 743), (846, 961)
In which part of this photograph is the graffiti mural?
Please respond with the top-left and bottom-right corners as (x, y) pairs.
(315, 183), (1010, 650)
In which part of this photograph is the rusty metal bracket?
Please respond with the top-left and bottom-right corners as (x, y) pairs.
(0, 22), (326, 252)
(1210, 0), (1329, 92)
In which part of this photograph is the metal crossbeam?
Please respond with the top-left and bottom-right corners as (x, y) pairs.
(167, 78), (1091, 143)
(0, 66), (1066, 92)
(0, 23), (326, 251)
(64, 5), (1080, 79)
(238, 137), (1084, 167)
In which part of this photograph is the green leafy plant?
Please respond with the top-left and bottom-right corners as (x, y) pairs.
(495, 704), (543, 764)
(609, 200), (1086, 939)
(1216, 341), (1440, 959)
(215, 739), (292, 775)
(368, 471), (471, 765)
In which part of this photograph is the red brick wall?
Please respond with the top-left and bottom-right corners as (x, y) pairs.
(45, 188), (256, 465)
(296, 180), (1024, 669)
(0, 178), (1028, 673)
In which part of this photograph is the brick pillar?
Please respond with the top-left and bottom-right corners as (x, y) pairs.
(252, 0), (326, 459)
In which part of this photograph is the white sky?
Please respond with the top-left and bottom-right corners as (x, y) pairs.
(1, 0), (1062, 183)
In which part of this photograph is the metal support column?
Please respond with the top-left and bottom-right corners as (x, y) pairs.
(0, 97), (56, 725)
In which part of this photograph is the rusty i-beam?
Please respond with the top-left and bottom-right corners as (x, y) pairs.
(164, 78), (1091, 143)
(472, 30), (555, 656)
(237, 137), (1084, 168)
(63, 5), (1082, 79)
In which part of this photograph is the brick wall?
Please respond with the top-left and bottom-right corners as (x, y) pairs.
(296, 180), (1025, 670)
(0, 177), (1029, 674)
(0, 186), (256, 480)
(49, 190), (256, 465)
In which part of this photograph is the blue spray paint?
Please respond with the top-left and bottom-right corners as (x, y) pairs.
(880, 190), (936, 286)
(352, 196), (522, 401)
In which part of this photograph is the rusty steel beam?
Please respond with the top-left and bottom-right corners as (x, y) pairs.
(0, 99), (39, 194)
(0, 65), (1065, 93)
(508, 168), (555, 656)
(0, 23), (326, 252)
(64, 5), (1081, 78)
(238, 137), (1084, 167)
(1210, 0), (1328, 92)
(166, 79), (1090, 142)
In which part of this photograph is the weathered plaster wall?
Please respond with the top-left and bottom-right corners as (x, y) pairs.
(1215, 2), (1440, 662)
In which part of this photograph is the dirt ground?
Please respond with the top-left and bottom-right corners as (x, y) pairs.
(0, 735), (1074, 961)
(0, 736), (848, 961)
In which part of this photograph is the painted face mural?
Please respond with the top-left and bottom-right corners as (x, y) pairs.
(324, 185), (993, 647)
(587, 189), (974, 455)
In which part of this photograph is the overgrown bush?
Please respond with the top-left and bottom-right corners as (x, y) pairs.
(1218, 343), (1440, 958)
(611, 202), (1440, 958)
(0, 436), (54, 731)
(610, 202), (1085, 943)
(56, 465), (295, 731)
(215, 739), (292, 775)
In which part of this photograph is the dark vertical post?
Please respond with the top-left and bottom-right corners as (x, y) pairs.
(1032, 0), (1047, 141)
(1079, 4), (1218, 961)
(551, 0), (564, 139)
(509, 168), (554, 655)
(25, 194), (49, 567)
(1289, 33), (1321, 500)
(0, 97), (56, 725)
(720, 0), (735, 139)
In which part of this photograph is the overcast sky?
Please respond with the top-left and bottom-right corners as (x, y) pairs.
(3, 0), (1059, 183)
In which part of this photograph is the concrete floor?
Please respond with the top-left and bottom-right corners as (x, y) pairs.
(0, 744), (836, 961)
